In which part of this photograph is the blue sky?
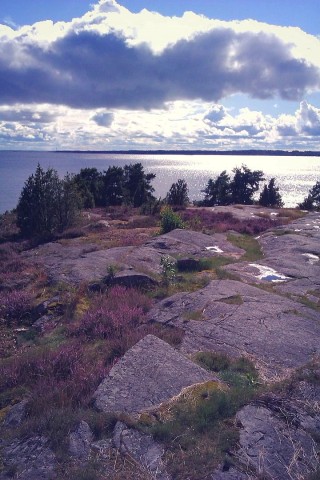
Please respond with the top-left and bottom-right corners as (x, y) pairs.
(0, 0), (319, 150)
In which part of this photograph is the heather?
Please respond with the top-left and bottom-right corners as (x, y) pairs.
(0, 290), (33, 325)
(181, 208), (283, 235)
(0, 189), (318, 479)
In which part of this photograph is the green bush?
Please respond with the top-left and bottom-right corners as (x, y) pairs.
(159, 206), (185, 234)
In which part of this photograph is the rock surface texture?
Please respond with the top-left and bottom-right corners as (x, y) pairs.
(113, 421), (171, 480)
(0, 436), (56, 480)
(147, 278), (320, 378)
(94, 334), (218, 414)
(236, 405), (318, 479)
(4, 209), (319, 479)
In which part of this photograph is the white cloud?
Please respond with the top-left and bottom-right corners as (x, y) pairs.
(0, 1), (320, 150)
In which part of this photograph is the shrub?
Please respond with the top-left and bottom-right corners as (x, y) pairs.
(159, 206), (185, 234)
(0, 341), (107, 409)
(70, 286), (152, 341)
(181, 209), (281, 235)
(0, 289), (33, 324)
(160, 255), (177, 286)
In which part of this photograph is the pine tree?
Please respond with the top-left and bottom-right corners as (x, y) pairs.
(17, 164), (81, 237)
(166, 179), (189, 206)
(259, 178), (283, 207)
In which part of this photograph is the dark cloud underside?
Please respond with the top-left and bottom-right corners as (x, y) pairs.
(0, 28), (319, 109)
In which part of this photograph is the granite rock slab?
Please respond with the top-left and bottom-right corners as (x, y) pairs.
(94, 335), (218, 415)
(236, 405), (318, 480)
(145, 229), (244, 258)
(147, 279), (320, 378)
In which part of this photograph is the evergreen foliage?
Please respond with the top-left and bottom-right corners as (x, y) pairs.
(16, 164), (81, 237)
(201, 165), (265, 206)
(258, 178), (283, 207)
(166, 179), (189, 206)
(103, 166), (124, 206)
(202, 170), (232, 206)
(299, 180), (320, 210)
(73, 168), (104, 207)
(123, 163), (155, 207)
(231, 164), (265, 204)
(73, 163), (155, 208)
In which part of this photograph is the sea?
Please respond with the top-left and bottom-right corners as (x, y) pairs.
(0, 150), (319, 214)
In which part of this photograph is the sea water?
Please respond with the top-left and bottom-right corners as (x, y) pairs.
(0, 150), (319, 213)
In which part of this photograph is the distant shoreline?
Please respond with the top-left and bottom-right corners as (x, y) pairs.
(1, 149), (320, 156)
(54, 149), (320, 156)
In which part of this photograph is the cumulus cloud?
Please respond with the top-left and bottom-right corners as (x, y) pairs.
(0, 1), (319, 110)
(297, 100), (320, 135)
(91, 111), (114, 127)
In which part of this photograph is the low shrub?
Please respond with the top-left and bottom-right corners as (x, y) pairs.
(194, 351), (231, 371)
(0, 340), (106, 409)
(70, 286), (152, 340)
(181, 209), (282, 235)
(0, 289), (33, 324)
(159, 206), (185, 234)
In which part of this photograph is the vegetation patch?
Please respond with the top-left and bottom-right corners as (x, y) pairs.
(227, 233), (263, 261)
(182, 208), (282, 235)
(218, 294), (243, 305)
(182, 310), (205, 321)
(136, 352), (261, 478)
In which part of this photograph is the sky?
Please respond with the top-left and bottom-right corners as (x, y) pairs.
(0, 0), (320, 151)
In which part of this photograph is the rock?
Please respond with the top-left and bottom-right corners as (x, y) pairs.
(113, 421), (171, 480)
(1, 435), (56, 480)
(32, 315), (57, 332)
(33, 296), (64, 317)
(23, 243), (164, 284)
(69, 420), (93, 461)
(111, 269), (158, 289)
(236, 405), (318, 480)
(211, 468), (248, 479)
(224, 211), (320, 295)
(3, 400), (28, 428)
(94, 335), (218, 415)
(176, 257), (201, 271)
(90, 439), (113, 459)
(146, 229), (244, 258)
(147, 279), (320, 379)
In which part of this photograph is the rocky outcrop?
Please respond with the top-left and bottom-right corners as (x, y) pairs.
(113, 421), (171, 480)
(225, 212), (320, 297)
(68, 421), (93, 461)
(145, 229), (244, 258)
(0, 436), (56, 480)
(236, 405), (318, 480)
(147, 279), (320, 379)
(94, 334), (218, 415)
(3, 400), (28, 428)
(22, 228), (244, 285)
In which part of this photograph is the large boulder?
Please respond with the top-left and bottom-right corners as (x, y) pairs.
(94, 335), (218, 415)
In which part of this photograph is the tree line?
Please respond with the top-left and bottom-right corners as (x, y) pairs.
(16, 163), (320, 237)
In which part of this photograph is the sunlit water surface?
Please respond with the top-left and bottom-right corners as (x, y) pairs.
(0, 151), (319, 213)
